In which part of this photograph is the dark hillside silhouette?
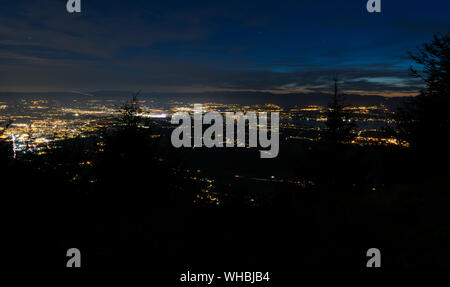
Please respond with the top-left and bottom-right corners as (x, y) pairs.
(2, 34), (450, 271)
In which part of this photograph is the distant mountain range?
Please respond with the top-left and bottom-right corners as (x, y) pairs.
(0, 91), (413, 110)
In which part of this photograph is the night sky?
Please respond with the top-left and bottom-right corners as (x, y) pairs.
(0, 0), (449, 96)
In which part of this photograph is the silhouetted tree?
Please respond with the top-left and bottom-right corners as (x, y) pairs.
(0, 119), (12, 159)
(393, 31), (450, 151)
(118, 91), (143, 130)
(322, 78), (356, 144)
(93, 92), (195, 208)
(0, 119), (12, 137)
(102, 91), (152, 158)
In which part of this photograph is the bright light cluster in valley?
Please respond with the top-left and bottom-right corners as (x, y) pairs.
(0, 97), (404, 156)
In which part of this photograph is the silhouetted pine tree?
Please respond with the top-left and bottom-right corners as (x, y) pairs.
(0, 119), (12, 159)
(94, 92), (195, 208)
(118, 91), (143, 130)
(393, 31), (449, 151)
(322, 78), (356, 144)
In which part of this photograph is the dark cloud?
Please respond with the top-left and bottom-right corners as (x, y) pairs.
(0, 0), (448, 96)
